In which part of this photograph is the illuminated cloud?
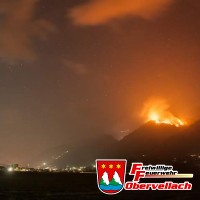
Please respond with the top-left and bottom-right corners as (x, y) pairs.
(0, 0), (56, 61)
(69, 0), (175, 26)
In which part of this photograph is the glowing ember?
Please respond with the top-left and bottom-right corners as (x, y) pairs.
(142, 98), (186, 127)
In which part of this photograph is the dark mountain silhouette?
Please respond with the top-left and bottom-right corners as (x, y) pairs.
(50, 134), (117, 168)
(50, 121), (200, 167)
(117, 120), (200, 163)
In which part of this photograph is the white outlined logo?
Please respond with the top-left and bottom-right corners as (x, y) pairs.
(96, 161), (193, 195)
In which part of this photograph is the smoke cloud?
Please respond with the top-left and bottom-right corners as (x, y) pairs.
(69, 0), (175, 26)
(0, 0), (56, 61)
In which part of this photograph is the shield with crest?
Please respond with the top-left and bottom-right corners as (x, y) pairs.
(96, 159), (127, 195)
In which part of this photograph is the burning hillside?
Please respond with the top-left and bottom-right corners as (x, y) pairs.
(141, 98), (186, 127)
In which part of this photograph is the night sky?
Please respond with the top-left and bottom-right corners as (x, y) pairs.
(0, 0), (200, 165)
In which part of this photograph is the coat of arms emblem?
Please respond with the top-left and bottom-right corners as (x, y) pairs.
(96, 159), (127, 195)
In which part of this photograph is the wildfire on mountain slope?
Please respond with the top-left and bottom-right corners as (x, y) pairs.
(142, 98), (186, 127)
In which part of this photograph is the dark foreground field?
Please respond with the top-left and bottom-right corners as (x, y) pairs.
(0, 172), (199, 200)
